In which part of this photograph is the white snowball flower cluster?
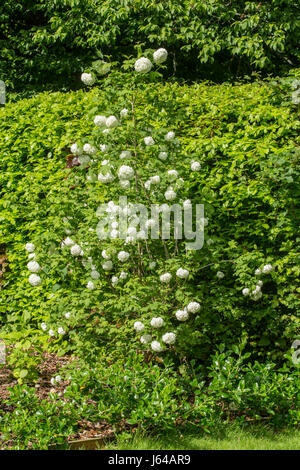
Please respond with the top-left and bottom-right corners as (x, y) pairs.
(98, 172), (114, 183)
(81, 73), (95, 85)
(102, 249), (111, 260)
(175, 309), (189, 322)
(102, 260), (113, 270)
(140, 334), (152, 344)
(187, 301), (201, 313)
(160, 273), (172, 283)
(292, 89), (300, 105)
(167, 169), (178, 179)
(94, 115), (107, 127)
(87, 281), (95, 290)
(216, 271), (224, 279)
(158, 151), (168, 161)
(176, 268), (189, 279)
(151, 340), (163, 352)
(62, 237), (74, 247)
(70, 143), (82, 155)
(58, 326), (65, 335)
(29, 274), (42, 286)
(41, 322), (47, 331)
(191, 161), (201, 171)
(153, 48), (168, 64)
(83, 143), (96, 155)
(65, 312), (71, 319)
(262, 264), (273, 274)
(91, 270), (100, 280)
(164, 187), (176, 201)
(134, 57), (152, 73)
(106, 115), (119, 128)
(120, 150), (131, 159)
(118, 251), (130, 262)
(242, 288), (250, 296)
(120, 108), (129, 118)
(119, 271), (128, 280)
(70, 244), (83, 256)
(27, 261), (41, 273)
(162, 332), (176, 345)
(111, 276), (119, 286)
(25, 243), (35, 253)
(144, 136), (155, 146)
(150, 317), (164, 328)
(120, 180), (130, 189)
(165, 131), (175, 141)
(49, 329), (55, 337)
(118, 165), (135, 180)
(134, 321), (145, 332)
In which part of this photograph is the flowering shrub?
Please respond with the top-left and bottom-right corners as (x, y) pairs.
(0, 55), (299, 374)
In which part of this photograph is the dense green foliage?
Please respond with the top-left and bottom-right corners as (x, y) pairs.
(0, 69), (299, 375)
(1, 0), (300, 92)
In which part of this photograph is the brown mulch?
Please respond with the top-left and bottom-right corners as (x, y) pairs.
(0, 352), (115, 444)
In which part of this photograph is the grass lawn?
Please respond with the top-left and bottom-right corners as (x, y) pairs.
(106, 424), (300, 450)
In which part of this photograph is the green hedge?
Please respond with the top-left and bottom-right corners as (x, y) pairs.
(0, 73), (299, 375)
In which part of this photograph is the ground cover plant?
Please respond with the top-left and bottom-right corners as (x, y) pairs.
(0, 46), (299, 449)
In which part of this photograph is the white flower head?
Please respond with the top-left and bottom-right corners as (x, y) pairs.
(153, 48), (168, 64)
(216, 271), (225, 279)
(27, 261), (41, 273)
(255, 268), (262, 276)
(102, 260), (113, 271)
(83, 143), (96, 155)
(49, 329), (55, 337)
(81, 73), (95, 86)
(150, 317), (164, 328)
(91, 270), (100, 280)
(65, 312), (71, 319)
(106, 115), (119, 128)
(183, 199), (192, 209)
(175, 309), (189, 322)
(242, 288), (250, 296)
(111, 276), (119, 286)
(70, 143), (82, 155)
(118, 165), (134, 180)
(62, 237), (74, 247)
(134, 57), (152, 73)
(134, 321), (145, 332)
(162, 332), (176, 345)
(165, 131), (175, 141)
(158, 151), (168, 161)
(167, 169), (178, 179)
(164, 188), (176, 201)
(25, 243), (35, 253)
(101, 249), (111, 260)
(120, 150), (131, 159)
(120, 108), (129, 118)
(191, 161), (201, 171)
(118, 251), (130, 262)
(144, 136), (155, 146)
(58, 327), (65, 335)
(29, 274), (41, 286)
(120, 179), (131, 189)
(140, 334), (152, 344)
(176, 268), (189, 279)
(150, 175), (160, 184)
(187, 301), (201, 313)
(41, 322), (47, 331)
(151, 340), (163, 352)
(119, 271), (128, 280)
(160, 272), (172, 283)
(94, 115), (107, 127)
(70, 244), (83, 256)
(262, 264), (273, 274)
(28, 253), (36, 260)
